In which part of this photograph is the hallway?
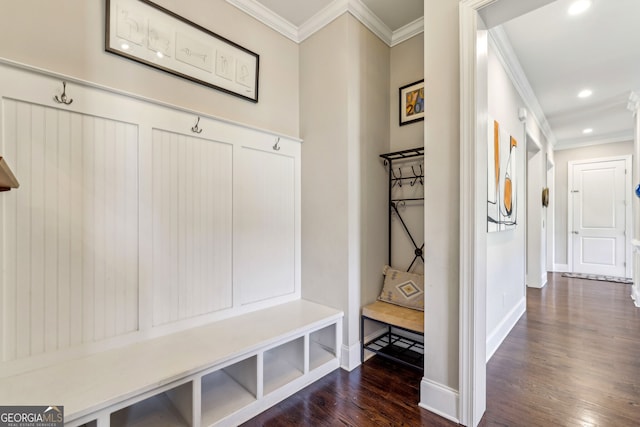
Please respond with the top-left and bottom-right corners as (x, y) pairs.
(243, 273), (640, 426)
(481, 273), (640, 426)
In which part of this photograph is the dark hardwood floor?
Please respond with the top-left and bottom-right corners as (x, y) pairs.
(243, 273), (640, 426)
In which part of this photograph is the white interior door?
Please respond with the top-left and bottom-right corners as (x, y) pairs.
(571, 159), (628, 277)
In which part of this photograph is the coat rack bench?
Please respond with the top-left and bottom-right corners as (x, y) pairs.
(361, 147), (425, 371)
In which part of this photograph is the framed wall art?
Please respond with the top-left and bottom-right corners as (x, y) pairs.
(399, 79), (424, 126)
(106, 0), (259, 102)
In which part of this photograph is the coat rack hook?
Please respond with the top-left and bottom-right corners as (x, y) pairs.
(53, 81), (73, 105)
(273, 137), (281, 151)
(191, 117), (203, 134)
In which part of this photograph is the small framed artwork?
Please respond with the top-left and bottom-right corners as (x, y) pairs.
(399, 79), (424, 126)
(106, 0), (259, 102)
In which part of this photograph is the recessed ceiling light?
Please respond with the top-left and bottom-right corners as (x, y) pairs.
(568, 0), (591, 15)
(583, 128), (593, 134)
(156, 51), (164, 59)
(120, 43), (130, 50)
(578, 89), (592, 98)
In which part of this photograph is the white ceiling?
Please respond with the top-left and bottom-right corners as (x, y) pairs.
(501, 0), (640, 149)
(228, 0), (639, 150)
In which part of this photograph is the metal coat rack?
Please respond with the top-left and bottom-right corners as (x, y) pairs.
(379, 147), (424, 272)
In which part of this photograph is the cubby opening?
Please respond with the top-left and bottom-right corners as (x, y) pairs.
(309, 324), (337, 371)
(78, 421), (97, 427)
(110, 382), (192, 427)
(201, 356), (258, 426)
(263, 337), (304, 395)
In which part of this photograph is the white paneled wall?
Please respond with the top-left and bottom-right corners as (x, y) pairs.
(150, 129), (233, 326)
(0, 61), (301, 374)
(235, 146), (296, 305)
(1, 100), (139, 361)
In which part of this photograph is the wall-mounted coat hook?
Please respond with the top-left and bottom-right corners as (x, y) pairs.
(53, 81), (73, 105)
(273, 137), (281, 151)
(191, 116), (203, 133)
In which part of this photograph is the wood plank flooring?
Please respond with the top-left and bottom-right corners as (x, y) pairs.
(242, 273), (640, 426)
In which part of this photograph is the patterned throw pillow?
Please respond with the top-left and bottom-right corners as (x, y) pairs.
(377, 265), (424, 311)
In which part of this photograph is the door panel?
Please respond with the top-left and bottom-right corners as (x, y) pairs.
(571, 159), (626, 276)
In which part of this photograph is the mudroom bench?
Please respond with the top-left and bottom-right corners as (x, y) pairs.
(0, 300), (343, 427)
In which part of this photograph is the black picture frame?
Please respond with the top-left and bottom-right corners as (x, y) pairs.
(399, 79), (424, 126)
(106, 0), (259, 102)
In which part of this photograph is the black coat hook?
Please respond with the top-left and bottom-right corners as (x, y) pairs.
(273, 137), (281, 151)
(191, 117), (203, 134)
(53, 81), (73, 105)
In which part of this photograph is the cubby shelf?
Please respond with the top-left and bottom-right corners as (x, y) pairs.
(2, 301), (342, 427)
(201, 357), (258, 426)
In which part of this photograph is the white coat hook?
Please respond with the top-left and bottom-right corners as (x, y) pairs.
(273, 137), (281, 151)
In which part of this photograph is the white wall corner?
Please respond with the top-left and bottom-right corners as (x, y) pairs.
(486, 297), (526, 362)
(419, 378), (460, 424)
(340, 342), (362, 371)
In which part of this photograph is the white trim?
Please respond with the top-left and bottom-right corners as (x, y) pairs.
(488, 26), (556, 147)
(0, 57), (302, 143)
(459, 1), (496, 426)
(634, 240), (640, 307)
(419, 378), (460, 424)
(298, 0), (350, 43)
(553, 263), (570, 273)
(346, 0), (393, 46)
(225, 0), (299, 42)
(554, 132), (634, 151)
(628, 91), (640, 115)
(390, 17), (424, 47)
(227, 0), (422, 47)
(340, 342), (361, 371)
(485, 297), (525, 362)
(632, 287), (640, 308)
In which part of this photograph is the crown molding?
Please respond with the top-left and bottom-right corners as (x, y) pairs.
(391, 17), (424, 47)
(225, 0), (299, 42)
(553, 131), (633, 151)
(228, 0), (420, 47)
(488, 26), (557, 147)
(298, 0), (349, 43)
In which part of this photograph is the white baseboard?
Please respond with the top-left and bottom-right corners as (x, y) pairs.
(419, 378), (460, 424)
(340, 342), (362, 371)
(552, 263), (570, 273)
(631, 285), (640, 308)
(486, 297), (526, 362)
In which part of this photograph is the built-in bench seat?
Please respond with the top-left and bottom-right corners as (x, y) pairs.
(361, 301), (424, 371)
(0, 300), (343, 427)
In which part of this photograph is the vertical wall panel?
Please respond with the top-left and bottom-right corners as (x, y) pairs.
(0, 99), (139, 362)
(236, 147), (296, 305)
(151, 129), (233, 326)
